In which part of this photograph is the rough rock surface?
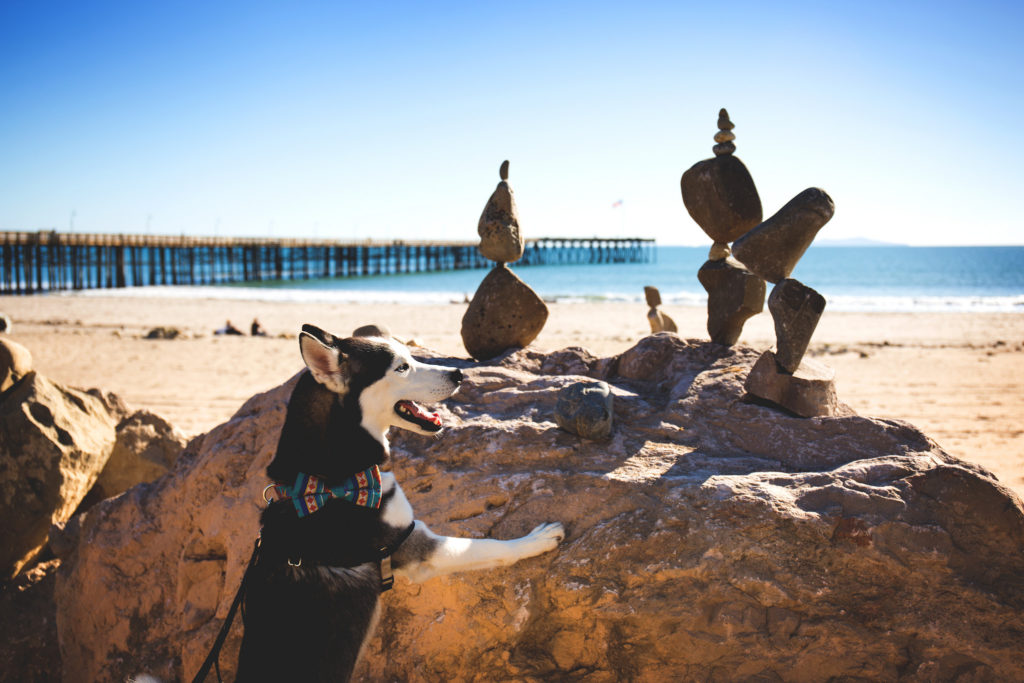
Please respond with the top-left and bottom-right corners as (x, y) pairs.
(0, 338), (32, 394)
(461, 264), (548, 360)
(745, 349), (850, 418)
(680, 154), (762, 244)
(697, 257), (766, 345)
(477, 160), (524, 264)
(554, 380), (613, 440)
(0, 558), (61, 683)
(53, 335), (1024, 682)
(768, 278), (827, 373)
(732, 187), (836, 283)
(89, 410), (188, 502)
(0, 372), (117, 579)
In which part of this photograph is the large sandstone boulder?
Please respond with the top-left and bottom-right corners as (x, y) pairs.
(89, 410), (188, 502)
(0, 372), (118, 579)
(0, 338), (32, 394)
(55, 337), (1024, 682)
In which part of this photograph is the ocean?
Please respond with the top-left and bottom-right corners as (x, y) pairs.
(79, 246), (1024, 313)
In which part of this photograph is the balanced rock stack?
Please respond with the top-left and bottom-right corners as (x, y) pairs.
(643, 286), (677, 333)
(461, 161), (549, 360)
(681, 109), (766, 345)
(682, 109), (839, 417)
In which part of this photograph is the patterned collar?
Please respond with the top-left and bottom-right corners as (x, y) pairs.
(265, 465), (383, 517)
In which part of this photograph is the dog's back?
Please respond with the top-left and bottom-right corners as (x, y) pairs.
(237, 368), (392, 681)
(236, 558), (380, 681)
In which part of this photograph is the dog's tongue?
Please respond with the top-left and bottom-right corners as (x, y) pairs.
(397, 400), (441, 426)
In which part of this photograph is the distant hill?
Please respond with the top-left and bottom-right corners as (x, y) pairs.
(814, 237), (907, 247)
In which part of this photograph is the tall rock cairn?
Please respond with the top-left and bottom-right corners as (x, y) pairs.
(461, 161), (549, 360)
(682, 109), (840, 417)
(681, 109), (766, 346)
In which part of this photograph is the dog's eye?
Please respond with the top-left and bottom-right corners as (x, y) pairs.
(395, 363), (410, 373)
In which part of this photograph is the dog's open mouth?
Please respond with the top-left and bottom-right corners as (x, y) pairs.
(394, 400), (443, 432)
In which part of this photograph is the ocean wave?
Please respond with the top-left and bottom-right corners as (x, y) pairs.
(64, 286), (1024, 313)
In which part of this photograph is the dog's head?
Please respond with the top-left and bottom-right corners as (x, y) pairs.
(298, 324), (463, 438)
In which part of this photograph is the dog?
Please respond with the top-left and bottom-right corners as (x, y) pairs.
(235, 324), (564, 681)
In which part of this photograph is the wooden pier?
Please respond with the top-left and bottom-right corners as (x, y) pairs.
(0, 231), (655, 294)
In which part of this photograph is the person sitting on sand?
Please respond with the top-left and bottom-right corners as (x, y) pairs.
(251, 318), (267, 337)
(215, 320), (244, 336)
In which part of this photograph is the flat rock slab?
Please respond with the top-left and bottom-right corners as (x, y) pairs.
(732, 187), (835, 283)
(461, 264), (548, 360)
(745, 349), (850, 418)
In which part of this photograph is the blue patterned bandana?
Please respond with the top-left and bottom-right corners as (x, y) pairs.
(266, 465), (383, 517)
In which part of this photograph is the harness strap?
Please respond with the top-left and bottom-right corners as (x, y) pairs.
(191, 536), (261, 683)
(378, 522), (417, 591)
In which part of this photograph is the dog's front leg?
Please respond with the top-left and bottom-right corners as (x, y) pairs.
(393, 521), (564, 583)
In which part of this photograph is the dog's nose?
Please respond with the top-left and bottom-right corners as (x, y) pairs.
(449, 368), (463, 384)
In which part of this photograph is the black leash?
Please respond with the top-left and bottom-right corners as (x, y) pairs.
(191, 536), (261, 683)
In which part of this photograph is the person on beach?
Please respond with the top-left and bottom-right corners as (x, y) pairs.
(215, 320), (244, 335)
(251, 318), (267, 336)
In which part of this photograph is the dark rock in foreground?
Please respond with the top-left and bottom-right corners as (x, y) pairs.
(554, 380), (613, 440)
(55, 336), (1024, 682)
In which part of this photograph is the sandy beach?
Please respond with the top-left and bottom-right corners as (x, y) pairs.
(2, 294), (1022, 498)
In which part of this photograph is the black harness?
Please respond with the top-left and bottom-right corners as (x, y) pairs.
(190, 499), (416, 682)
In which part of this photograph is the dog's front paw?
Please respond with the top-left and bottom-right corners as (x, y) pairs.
(524, 522), (565, 555)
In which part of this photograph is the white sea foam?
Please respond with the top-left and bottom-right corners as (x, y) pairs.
(64, 285), (1024, 313)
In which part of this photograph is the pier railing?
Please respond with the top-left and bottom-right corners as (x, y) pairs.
(0, 231), (656, 294)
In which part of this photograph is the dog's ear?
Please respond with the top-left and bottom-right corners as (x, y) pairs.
(299, 325), (350, 393)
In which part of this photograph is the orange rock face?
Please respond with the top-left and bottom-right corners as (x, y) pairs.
(54, 339), (1024, 682)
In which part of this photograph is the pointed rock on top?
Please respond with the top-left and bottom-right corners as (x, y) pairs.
(714, 108), (737, 156)
(478, 160), (524, 264)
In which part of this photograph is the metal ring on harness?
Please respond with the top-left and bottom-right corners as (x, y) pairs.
(262, 484), (276, 504)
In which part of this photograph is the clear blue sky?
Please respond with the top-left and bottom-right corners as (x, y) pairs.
(1, 1), (1021, 245)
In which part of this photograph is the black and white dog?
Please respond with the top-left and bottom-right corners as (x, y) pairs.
(235, 324), (564, 681)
